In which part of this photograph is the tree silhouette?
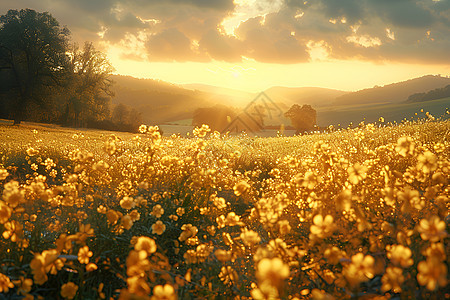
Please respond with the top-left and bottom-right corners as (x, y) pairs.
(62, 42), (115, 127)
(192, 105), (237, 131)
(284, 104), (317, 135)
(0, 9), (70, 124)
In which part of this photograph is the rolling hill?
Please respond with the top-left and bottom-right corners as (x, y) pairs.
(110, 75), (211, 124)
(109, 74), (450, 126)
(334, 75), (450, 105)
(264, 86), (348, 107)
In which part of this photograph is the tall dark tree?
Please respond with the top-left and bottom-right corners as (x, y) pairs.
(0, 9), (70, 124)
(62, 42), (115, 127)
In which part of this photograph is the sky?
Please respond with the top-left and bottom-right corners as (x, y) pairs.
(1, 0), (450, 92)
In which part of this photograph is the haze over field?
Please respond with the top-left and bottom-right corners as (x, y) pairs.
(110, 74), (450, 126)
(1, 0), (450, 93)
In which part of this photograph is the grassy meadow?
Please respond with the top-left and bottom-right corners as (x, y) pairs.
(0, 117), (448, 299)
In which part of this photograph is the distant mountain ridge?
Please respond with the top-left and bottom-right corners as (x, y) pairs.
(334, 75), (450, 105)
(109, 74), (450, 125)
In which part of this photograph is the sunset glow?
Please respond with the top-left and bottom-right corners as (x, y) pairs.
(2, 0), (450, 92)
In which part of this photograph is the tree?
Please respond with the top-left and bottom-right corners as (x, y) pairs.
(0, 9), (70, 124)
(284, 104), (317, 135)
(112, 103), (130, 125)
(62, 42), (115, 127)
(192, 105), (237, 131)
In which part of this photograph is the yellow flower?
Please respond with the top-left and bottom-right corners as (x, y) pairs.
(2, 180), (25, 208)
(0, 273), (14, 293)
(214, 249), (232, 262)
(30, 249), (65, 285)
(106, 210), (119, 225)
(417, 216), (447, 242)
(2, 220), (24, 242)
(0, 168), (9, 180)
(129, 209), (140, 222)
(120, 196), (135, 210)
(395, 136), (415, 157)
(86, 262), (98, 272)
(61, 282), (78, 299)
(219, 266), (239, 286)
(240, 228), (261, 246)
(256, 257), (290, 288)
(193, 124), (210, 138)
(278, 220), (291, 235)
(424, 243), (446, 261)
(151, 284), (177, 300)
(347, 163), (368, 185)
(151, 204), (164, 218)
(152, 220), (166, 235)
(139, 124), (148, 133)
(0, 201), (12, 224)
(56, 233), (75, 253)
(381, 267), (404, 293)
(343, 253), (375, 287)
(134, 236), (157, 255)
(302, 171), (322, 189)
(213, 196), (227, 209)
(26, 147), (39, 156)
(77, 223), (94, 244)
(12, 276), (33, 295)
(176, 207), (185, 216)
(122, 214), (134, 230)
(398, 188), (423, 211)
(417, 257), (447, 291)
(416, 151), (437, 173)
(126, 251), (151, 277)
(310, 215), (335, 239)
(233, 180), (250, 196)
(386, 244), (413, 268)
(225, 212), (241, 226)
(78, 246), (93, 264)
(179, 224), (198, 242)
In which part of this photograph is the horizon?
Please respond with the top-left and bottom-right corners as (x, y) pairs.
(114, 72), (450, 94)
(2, 1), (450, 92)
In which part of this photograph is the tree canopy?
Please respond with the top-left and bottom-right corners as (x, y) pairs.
(0, 9), (70, 124)
(284, 104), (317, 134)
(0, 9), (121, 130)
(62, 42), (115, 127)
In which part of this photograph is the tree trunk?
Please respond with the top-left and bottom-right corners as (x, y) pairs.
(13, 103), (25, 125)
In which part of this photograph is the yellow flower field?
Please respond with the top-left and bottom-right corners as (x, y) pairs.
(0, 118), (448, 299)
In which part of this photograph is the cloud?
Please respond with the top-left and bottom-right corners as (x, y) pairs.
(1, 0), (449, 64)
(199, 30), (244, 62)
(145, 28), (202, 62)
(236, 15), (309, 63)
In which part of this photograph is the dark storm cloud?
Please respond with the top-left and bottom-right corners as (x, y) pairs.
(319, 0), (365, 24)
(1, 0), (449, 64)
(368, 0), (433, 28)
(135, 0), (235, 10)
